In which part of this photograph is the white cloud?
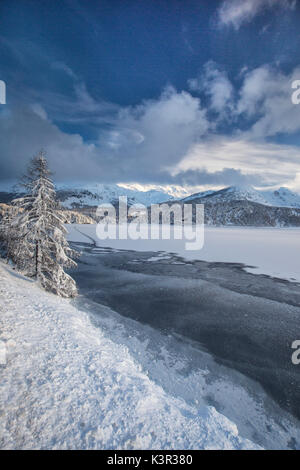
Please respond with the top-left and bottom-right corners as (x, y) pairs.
(236, 65), (272, 116)
(218, 0), (296, 30)
(104, 129), (144, 150)
(170, 137), (300, 188)
(0, 86), (210, 184)
(188, 62), (300, 140)
(3, 59), (300, 190)
(104, 86), (210, 174)
(0, 106), (99, 182)
(188, 61), (234, 116)
(237, 65), (300, 137)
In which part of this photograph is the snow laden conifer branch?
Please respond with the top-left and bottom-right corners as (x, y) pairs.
(2, 150), (79, 297)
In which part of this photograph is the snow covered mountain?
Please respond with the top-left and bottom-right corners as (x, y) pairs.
(2, 181), (300, 226)
(261, 187), (300, 208)
(179, 185), (300, 227)
(183, 185), (300, 209)
(0, 181), (182, 207)
(2, 181), (300, 209)
(56, 183), (178, 208)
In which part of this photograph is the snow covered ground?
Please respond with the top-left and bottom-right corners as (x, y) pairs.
(67, 225), (300, 283)
(0, 260), (262, 450)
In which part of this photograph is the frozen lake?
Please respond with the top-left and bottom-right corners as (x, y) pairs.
(67, 240), (300, 449)
(67, 224), (300, 282)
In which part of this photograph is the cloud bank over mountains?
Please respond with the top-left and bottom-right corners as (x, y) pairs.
(2, 59), (300, 191)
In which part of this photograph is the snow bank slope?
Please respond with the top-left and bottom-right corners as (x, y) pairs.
(0, 262), (259, 450)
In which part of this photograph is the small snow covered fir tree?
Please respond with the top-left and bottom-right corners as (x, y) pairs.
(0, 206), (14, 260)
(0, 203), (21, 263)
(11, 151), (78, 297)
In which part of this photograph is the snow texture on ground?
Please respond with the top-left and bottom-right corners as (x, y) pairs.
(0, 261), (260, 450)
(67, 225), (300, 282)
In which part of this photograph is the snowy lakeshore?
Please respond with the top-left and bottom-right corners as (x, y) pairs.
(1, 220), (300, 451)
(1, 220), (300, 448)
(0, 260), (263, 450)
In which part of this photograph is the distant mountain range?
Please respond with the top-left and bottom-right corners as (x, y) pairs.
(56, 183), (179, 208)
(2, 182), (300, 226)
(177, 186), (300, 227)
(182, 185), (300, 209)
(0, 182), (180, 207)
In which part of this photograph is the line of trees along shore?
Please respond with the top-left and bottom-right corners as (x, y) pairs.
(0, 150), (78, 298)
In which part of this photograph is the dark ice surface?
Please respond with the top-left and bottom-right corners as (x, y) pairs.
(70, 242), (300, 429)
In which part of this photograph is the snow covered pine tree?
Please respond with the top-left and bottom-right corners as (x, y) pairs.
(0, 201), (21, 263)
(11, 151), (78, 297)
(0, 206), (15, 260)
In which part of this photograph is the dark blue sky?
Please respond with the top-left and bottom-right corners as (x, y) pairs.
(1, 0), (300, 189)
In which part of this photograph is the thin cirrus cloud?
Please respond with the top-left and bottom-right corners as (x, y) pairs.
(23, 81), (120, 127)
(218, 0), (296, 29)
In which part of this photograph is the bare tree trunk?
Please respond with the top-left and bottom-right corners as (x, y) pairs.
(36, 240), (39, 277)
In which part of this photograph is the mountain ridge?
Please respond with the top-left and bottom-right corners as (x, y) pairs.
(181, 185), (300, 209)
(2, 182), (300, 226)
(1, 181), (300, 209)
